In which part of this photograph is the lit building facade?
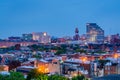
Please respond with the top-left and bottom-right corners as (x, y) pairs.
(86, 23), (104, 43)
(22, 34), (33, 41)
(35, 59), (60, 74)
(0, 65), (9, 71)
(32, 32), (41, 41)
(32, 32), (51, 43)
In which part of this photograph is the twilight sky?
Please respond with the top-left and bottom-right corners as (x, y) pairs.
(0, 0), (120, 39)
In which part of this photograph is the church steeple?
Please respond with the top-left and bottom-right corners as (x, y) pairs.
(75, 27), (79, 34)
(74, 27), (80, 40)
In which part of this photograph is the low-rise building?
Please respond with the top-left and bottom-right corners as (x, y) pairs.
(35, 59), (60, 74)
(0, 65), (9, 72)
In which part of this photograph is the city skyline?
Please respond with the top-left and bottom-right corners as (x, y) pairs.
(0, 0), (120, 38)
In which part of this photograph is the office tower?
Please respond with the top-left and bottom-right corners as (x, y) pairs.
(32, 32), (51, 43)
(86, 23), (104, 43)
(32, 32), (41, 41)
(73, 28), (80, 40)
(40, 32), (51, 43)
(22, 34), (33, 41)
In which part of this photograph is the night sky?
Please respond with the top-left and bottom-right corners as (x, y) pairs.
(0, 0), (120, 38)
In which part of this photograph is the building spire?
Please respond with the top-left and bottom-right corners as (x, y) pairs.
(73, 27), (80, 40)
(75, 27), (79, 34)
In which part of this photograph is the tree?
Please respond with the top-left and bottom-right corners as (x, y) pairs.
(27, 69), (69, 80)
(72, 75), (86, 80)
(55, 50), (65, 55)
(75, 49), (87, 53)
(0, 72), (25, 80)
(6, 72), (25, 80)
(29, 44), (39, 51)
(8, 60), (21, 70)
(33, 54), (42, 59)
(0, 74), (9, 80)
(38, 47), (44, 51)
(26, 69), (48, 80)
(48, 75), (68, 80)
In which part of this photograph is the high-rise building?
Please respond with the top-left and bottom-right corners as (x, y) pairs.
(32, 32), (51, 43)
(40, 32), (51, 43)
(32, 32), (41, 41)
(86, 23), (104, 43)
(73, 28), (80, 41)
(22, 34), (33, 41)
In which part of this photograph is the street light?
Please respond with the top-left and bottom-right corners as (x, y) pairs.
(114, 53), (118, 59)
(81, 57), (87, 62)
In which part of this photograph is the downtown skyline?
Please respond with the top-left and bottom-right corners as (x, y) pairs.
(0, 0), (120, 38)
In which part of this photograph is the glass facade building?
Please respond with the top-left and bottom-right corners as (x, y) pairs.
(86, 23), (104, 43)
